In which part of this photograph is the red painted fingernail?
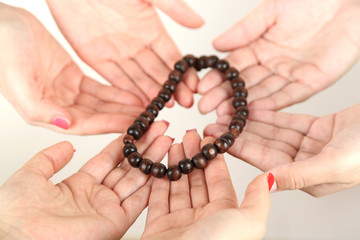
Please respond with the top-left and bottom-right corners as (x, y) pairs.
(210, 134), (215, 138)
(186, 129), (197, 133)
(162, 120), (170, 128)
(51, 116), (69, 130)
(171, 137), (175, 143)
(74, 149), (76, 152)
(267, 173), (275, 191)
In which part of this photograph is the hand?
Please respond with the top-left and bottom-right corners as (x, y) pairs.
(142, 131), (271, 240)
(198, 0), (360, 115)
(46, 0), (204, 107)
(205, 104), (360, 197)
(0, 121), (172, 239)
(0, 4), (144, 134)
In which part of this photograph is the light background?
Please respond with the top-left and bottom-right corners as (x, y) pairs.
(0, 0), (360, 239)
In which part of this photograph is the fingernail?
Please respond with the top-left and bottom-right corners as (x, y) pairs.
(210, 134), (215, 138)
(51, 116), (69, 130)
(74, 149), (76, 152)
(267, 173), (277, 192)
(170, 137), (175, 143)
(162, 120), (170, 128)
(186, 129), (197, 133)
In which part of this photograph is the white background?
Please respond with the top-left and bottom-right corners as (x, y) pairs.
(0, 0), (360, 239)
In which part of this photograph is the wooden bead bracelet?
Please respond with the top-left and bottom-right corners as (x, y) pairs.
(122, 55), (248, 181)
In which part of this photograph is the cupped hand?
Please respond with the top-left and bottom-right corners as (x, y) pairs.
(205, 104), (360, 197)
(198, 0), (360, 115)
(0, 121), (171, 240)
(142, 131), (271, 240)
(0, 4), (145, 134)
(46, 0), (204, 108)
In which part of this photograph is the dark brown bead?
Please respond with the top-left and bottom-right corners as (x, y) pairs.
(225, 67), (239, 80)
(230, 128), (241, 138)
(163, 80), (177, 93)
(174, 60), (189, 73)
(232, 96), (247, 108)
(192, 153), (208, 169)
(151, 97), (165, 110)
(233, 112), (247, 124)
(158, 88), (172, 102)
(134, 116), (149, 132)
(231, 77), (245, 88)
(221, 132), (235, 147)
(150, 162), (167, 178)
(140, 111), (155, 124)
(195, 56), (207, 71)
(216, 59), (230, 72)
(127, 152), (142, 168)
(146, 104), (159, 118)
(178, 158), (194, 174)
(205, 55), (219, 68)
(139, 158), (153, 175)
(235, 106), (249, 119)
(123, 134), (135, 144)
(234, 87), (248, 98)
(229, 120), (244, 133)
(214, 138), (230, 153)
(201, 143), (218, 160)
(167, 165), (182, 181)
(183, 54), (197, 67)
(127, 124), (143, 140)
(123, 143), (137, 157)
(169, 70), (183, 83)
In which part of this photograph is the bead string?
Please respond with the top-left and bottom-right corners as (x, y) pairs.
(122, 55), (248, 181)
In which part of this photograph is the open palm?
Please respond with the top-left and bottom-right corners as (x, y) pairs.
(142, 132), (270, 240)
(205, 104), (360, 197)
(198, 0), (360, 115)
(46, 0), (204, 107)
(0, 122), (171, 239)
(0, 4), (143, 134)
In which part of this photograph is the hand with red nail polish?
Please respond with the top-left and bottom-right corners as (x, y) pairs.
(142, 132), (271, 240)
(0, 122), (171, 240)
(0, 3), (147, 134)
(209, 104), (360, 197)
(197, 0), (360, 114)
(46, 0), (204, 109)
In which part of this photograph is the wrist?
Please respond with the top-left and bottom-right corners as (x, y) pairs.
(0, 218), (31, 240)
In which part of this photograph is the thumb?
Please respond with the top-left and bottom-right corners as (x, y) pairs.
(150, 0), (205, 28)
(213, 0), (276, 51)
(21, 96), (72, 130)
(23, 141), (75, 180)
(268, 156), (332, 192)
(240, 173), (271, 223)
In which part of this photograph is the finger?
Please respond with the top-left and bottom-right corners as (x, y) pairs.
(80, 76), (143, 106)
(92, 60), (149, 106)
(197, 69), (225, 95)
(121, 178), (154, 226)
(201, 137), (238, 204)
(101, 121), (170, 187)
(213, 1), (276, 51)
(198, 80), (232, 114)
(146, 177), (170, 224)
(113, 135), (172, 203)
(240, 173), (271, 224)
(183, 130), (209, 207)
(151, 0), (205, 28)
(117, 59), (163, 101)
(134, 48), (170, 85)
(248, 82), (315, 110)
(151, 33), (181, 69)
(23, 141), (74, 180)
(204, 123), (293, 171)
(248, 110), (317, 135)
(64, 108), (135, 134)
(75, 92), (143, 117)
(173, 81), (194, 108)
(168, 143), (192, 212)
(182, 67), (199, 93)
